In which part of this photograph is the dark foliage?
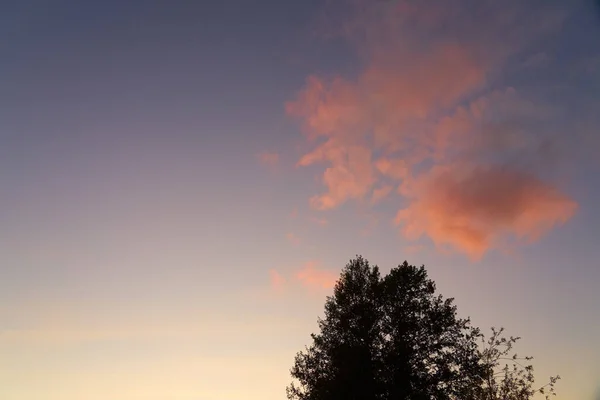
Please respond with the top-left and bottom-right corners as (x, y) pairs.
(287, 256), (559, 400)
(287, 256), (486, 400)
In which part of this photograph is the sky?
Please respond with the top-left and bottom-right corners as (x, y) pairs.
(1, 0), (599, 399)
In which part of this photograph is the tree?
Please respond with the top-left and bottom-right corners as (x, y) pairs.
(287, 256), (560, 400)
(287, 256), (486, 400)
(477, 327), (560, 400)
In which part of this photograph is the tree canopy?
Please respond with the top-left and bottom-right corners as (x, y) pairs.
(287, 256), (559, 400)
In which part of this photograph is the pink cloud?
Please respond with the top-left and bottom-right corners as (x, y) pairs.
(375, 158), (408, 180)
(396, 164), (578, 260)
(266, 262), (339, 294)
(295, 139), (376, 210)
(286, 0), (577, 259)
(286, 29), (489, 212)
(295, 261), (338, 290)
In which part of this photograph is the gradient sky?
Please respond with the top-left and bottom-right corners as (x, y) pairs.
(1, 1), (599, 399)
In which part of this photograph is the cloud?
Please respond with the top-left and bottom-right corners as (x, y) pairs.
(375, 158), (409, 180)
(286, 232), (302, 246)
(265, 262), (339, 294)
(396, 164), (578, 260)
(257, 151), (280, 167)
(294, 261), (338, 290)
(295, 139), (376, 210)
(286, 0), (577, 258)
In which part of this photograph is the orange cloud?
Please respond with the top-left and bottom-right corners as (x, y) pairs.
(286, 232), (302, 246)
(296, 140), (376, 210)
(295, 261), (338, 290)
(375, 158), (408, 180)
(396, 164), (578, 260)
(286, 0), (577, 258)
(286, 29), (489, 211)
(257, 151), (279, 167)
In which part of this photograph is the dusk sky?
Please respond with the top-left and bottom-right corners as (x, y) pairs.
(1, 1), (599, 399)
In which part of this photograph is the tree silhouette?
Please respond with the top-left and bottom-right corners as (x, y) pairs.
(477, 327), (560, 400)
(287, 256), (559, 400)
(287, 256), (486, 400)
